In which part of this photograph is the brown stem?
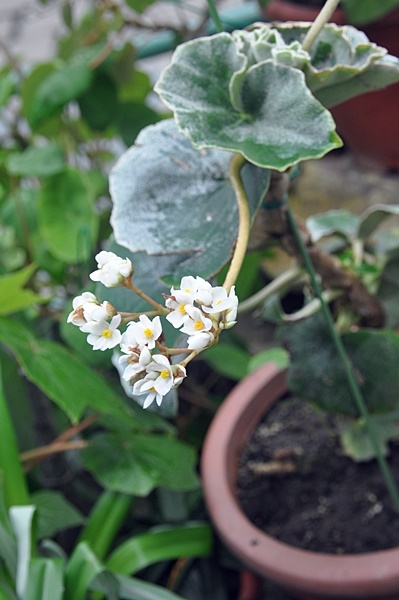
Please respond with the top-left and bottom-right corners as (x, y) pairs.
(21, 414), (97, 473)
(22, 441), (88, 473)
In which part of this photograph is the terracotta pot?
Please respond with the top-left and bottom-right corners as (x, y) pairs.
(201, 363), (399, 599)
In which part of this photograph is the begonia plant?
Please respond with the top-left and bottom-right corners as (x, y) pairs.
(67, 0), (399, 506)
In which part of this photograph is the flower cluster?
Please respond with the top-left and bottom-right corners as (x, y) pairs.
(67, 254), (238, 408)
(165, 275), (238, 350)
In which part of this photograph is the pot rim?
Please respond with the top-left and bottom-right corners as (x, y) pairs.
(201, 363), (399, 598)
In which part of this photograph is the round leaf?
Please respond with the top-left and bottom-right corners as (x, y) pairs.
(110, 119), (270, 281)
(155, 33), (341, 170)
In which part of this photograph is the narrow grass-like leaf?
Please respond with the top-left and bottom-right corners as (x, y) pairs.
(93, 574), (186, 600)
(24, 558), (64, 600)
(78, 492), (132, 560)
(0, 365), (29, 509)
(65, 542), (119, 600)
(107, 522), (212, 575)
(9, 506), (35, 598)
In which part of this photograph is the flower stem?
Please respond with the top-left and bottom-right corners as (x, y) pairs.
(286, 205), (399, 513)
(302, 0), (341, 52)
(206, 0), (223, 33)
(223, 154), (251, 293)
(124, 279), (168, 314)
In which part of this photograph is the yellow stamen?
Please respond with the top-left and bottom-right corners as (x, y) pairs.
(184, 288), (191, 293)
(143, 327), (153, 338)
(178, 304), (186, 314)
(194, 320), (204, 331)
(102, 329), (112, 338)
(160, 369), (170, 379)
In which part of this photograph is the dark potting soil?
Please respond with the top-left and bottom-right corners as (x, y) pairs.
(237, 396), (399, 554)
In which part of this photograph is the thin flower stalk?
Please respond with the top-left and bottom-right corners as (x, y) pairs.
(223, 153), (251, 294)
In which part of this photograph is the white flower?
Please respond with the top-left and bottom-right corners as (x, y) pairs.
(119, 321), (140, 354)
(146, 355), (187, 395)
(172, 275), (213, 306)
(84, 300), (115, 323)
(132, 357), (187, 409)
(187, 331), (214, 350)
(202, 285), (238, 315)
(133, 315), (162, 349)
(165, 290), (193, 328)
(90, 251), (133, 287)
(67, 292), (100, 326)
(120, 346), (152, 382)
(223, 287), (238, 329)
(81, 314), (122, 350)
(180, 306), (213, 337)
(146, 355), (175, 395)
(133, 373), (164, 409)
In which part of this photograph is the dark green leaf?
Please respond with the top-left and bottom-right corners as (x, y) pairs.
(83, 432), (199, 496)
(79, 72), (118, 130)
(115, 102), (162, 146)
(248, 348), (289, 373)
(125, 0), (156, 12)
(38, 168), (99, 263)
(280, 315), (399, 417)
(341, 0), (399, 25)
(31, 491), (85, 539)
(0, 264), (45, 315)
(0, 69), (15, 107)
(0, 317), (131, 422)
(28, 63), (93, 127)
(202, 344), (249, 381)
(6, 144), (65, 178)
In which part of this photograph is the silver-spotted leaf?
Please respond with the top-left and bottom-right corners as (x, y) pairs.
(110, 119), (270, 282)
(155, 34), (341, 170)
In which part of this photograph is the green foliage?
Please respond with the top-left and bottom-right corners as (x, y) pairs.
(27, 63), (93, 127)
(0, 264), (44, 315)
(0, 317), (131, 422)
(203, 343), (250, 381)
(31, 491), (85, 539)
(38, 169), (100, 263)
(280, 316), (399, 418)
(6, 143), (65, 178)
(341, 0), (399, 25)
(338, 412), (399, 461)
(83, 432), (199, 496)
(107, 522), (212, 575)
